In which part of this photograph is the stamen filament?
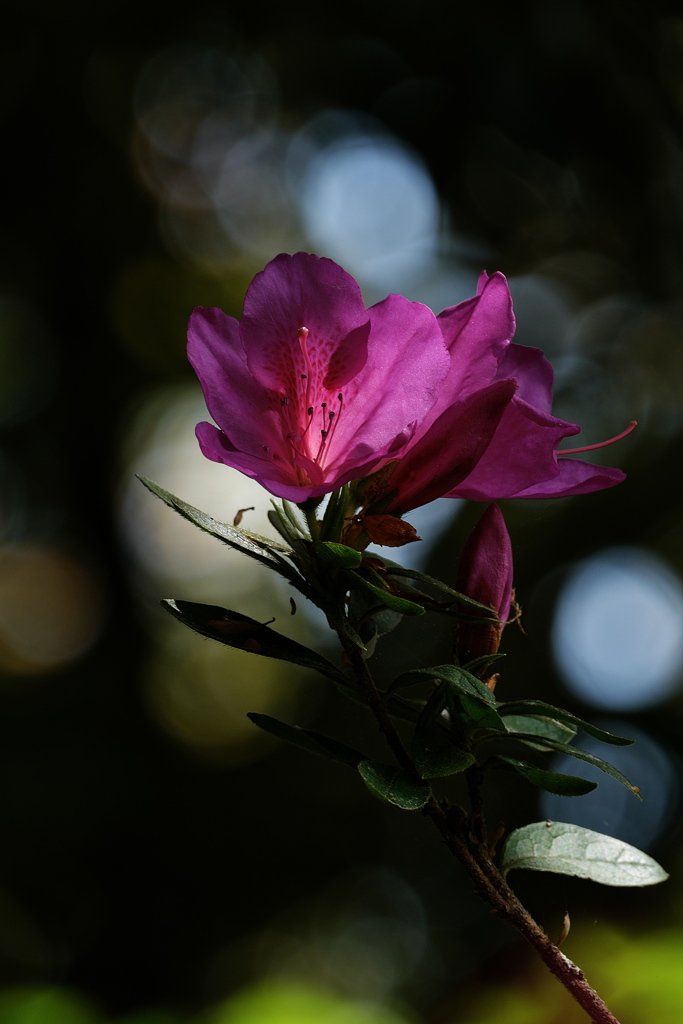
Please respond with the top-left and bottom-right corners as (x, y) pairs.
(559, 420), (637, 456)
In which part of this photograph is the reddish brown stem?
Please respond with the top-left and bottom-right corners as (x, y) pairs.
(424, 799), (621, 1024)
(340, 640), (621, 1024)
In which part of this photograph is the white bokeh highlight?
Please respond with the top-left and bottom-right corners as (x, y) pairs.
(297, 134), (440, 290)
(552, 546), (683, 710)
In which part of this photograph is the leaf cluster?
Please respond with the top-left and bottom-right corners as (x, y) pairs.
(141, 479), (667, 889)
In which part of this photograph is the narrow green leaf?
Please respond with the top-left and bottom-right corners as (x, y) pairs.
(491, 756), (598, 796)
(347, 587), (403, 645)
(280, 499), (308, 537)
(455, 693), (507, 732)
(357, 761), (431, 809)
(344, 572), (426, 616)
(391, 665), (497, 705)
(138, 476), (290, 562)
(462, 652), (507, 674)
(312, 541), (363, 570)
(162, 599), (348, 685)
(501, 821), (669, 887)
(496, 700), (633, 746)
(318, 485), (350, 543)
(247, 713), (364, 767)
(268, 506), (301, 547)
(383, 567), (495, 611)
(503, 715), (577, 747)
(411, 731), (475, 779)
(505, 733), (642, 798)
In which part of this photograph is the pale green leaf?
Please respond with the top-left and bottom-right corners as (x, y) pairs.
(501, 821), (669, 886)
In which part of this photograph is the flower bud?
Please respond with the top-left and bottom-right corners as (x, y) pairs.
(455, 503), (513, 665)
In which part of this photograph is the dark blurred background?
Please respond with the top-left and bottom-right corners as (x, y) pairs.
(2, 0), (683, 1021)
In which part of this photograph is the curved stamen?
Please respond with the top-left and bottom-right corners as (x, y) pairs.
(559, 420), (637, 456)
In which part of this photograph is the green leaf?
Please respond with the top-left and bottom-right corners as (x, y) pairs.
(462, 652), (507, 674)
(344, 571), (426, 616)
(280, 499), (308, 537)
(503, 714), (578, 748)
(347, 587), (403, 646)
(268, 506), (301, 547)
(138, 477), (290, 562)
(411, 731), (475, 779)
(383, 567), (495, 611)
(247, 713), (364, 767)
(495, 700), (633, 746)
(357, 761), (431, 809)
(501, 821), (669, 887)
(312, 541), (363, 569)
(455, 693), (507, 732)
(504, 733), (642, 798)
(318, 485), (350, 543)
(162, 599), (349, 685)
(391, 664), (497, 706)
(490, 756), (598, 796)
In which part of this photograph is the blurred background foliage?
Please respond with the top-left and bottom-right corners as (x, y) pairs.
(1, 0), (683, 1020)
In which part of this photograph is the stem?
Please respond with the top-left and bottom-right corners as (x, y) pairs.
(424, 799), (621, 1024)
(336, 631), (413, 772)
(340, 649), (621, 1024)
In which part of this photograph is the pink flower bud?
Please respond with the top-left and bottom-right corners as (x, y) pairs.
(455, 503), (513, 665)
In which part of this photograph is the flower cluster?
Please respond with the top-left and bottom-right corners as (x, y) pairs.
(188, 252), (627, 518)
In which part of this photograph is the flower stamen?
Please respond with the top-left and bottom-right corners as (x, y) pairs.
(559, 420), (637, 456)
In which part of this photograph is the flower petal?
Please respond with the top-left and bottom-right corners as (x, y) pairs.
(450, 397), (580, 500)
(508, 458), (626, 498)
(323, 293), (449, 469)
(495, 343), (554, 413)
(188, 306), (279, 457)
(240, 252), (371, 393)
(386, 379), (517, 512)
(435, 271), (515, 404)
(195, 421), (324, 502)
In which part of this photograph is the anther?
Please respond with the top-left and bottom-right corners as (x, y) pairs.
(560, 420), (637, 456)
(321, 429), (328, 438)
(307, 406), (314, 416)
(301, 374), (307, 380)
(281, 397), (290, 406)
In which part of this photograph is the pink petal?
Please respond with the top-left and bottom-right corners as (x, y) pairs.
(494, 343), (554, 414)
(195, 421), (320, 502)
(188, 307), (281, 457)
(240, 253), (371, 394)
(386, 379), (517, 512)
(435, 271), (515, 407)
(322, 293), (449, 469)
(450, 397), (580, 500)
(508, 457), (626, 498)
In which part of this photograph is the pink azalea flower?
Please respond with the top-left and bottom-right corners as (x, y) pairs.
(455, 502), (514, 665)
(188, 254), (628, 509)
(382, 271), (629, 513)
(188, 252), (451, 503)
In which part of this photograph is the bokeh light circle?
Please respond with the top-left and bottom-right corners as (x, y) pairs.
(540, 722), (680, 850)
(0, 545), (102, 675)
(297, 133), (439, 289)
(552, 546), (683, 710)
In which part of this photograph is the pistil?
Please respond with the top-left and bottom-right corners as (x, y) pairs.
(559, 420), (637, 456)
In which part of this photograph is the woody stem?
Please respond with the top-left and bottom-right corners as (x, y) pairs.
(423, 798), (621, 1024)
(340, 646), (621, 1024)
